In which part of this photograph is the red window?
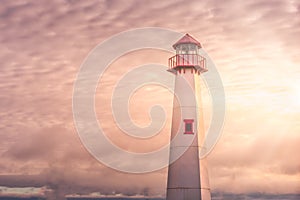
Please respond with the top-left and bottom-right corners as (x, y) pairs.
(184, 119), (194, 134)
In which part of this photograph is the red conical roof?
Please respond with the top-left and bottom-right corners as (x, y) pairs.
(173, 33), (201, 49)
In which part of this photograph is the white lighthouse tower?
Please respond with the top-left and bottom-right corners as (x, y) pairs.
(166, 34), (211, 200)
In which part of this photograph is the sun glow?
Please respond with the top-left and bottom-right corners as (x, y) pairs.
(286, 85), (300, 111)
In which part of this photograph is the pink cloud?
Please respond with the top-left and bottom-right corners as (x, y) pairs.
(0, 0), (299, 198)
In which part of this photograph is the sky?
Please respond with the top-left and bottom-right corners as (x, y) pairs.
(0, 0), (300, 199)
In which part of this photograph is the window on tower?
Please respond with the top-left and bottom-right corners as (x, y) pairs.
(184, 119), (194, 134)
(186, 123), (192, 132)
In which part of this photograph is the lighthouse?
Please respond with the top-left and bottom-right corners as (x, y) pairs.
(166, 34), (211, 200)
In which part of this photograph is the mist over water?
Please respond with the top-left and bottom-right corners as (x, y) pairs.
(0, 194), (299, 200)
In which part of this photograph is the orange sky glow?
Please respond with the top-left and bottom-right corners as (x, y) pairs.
(0, 0), (299, 199)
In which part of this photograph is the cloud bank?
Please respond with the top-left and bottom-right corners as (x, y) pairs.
(0, 0), (299, 199)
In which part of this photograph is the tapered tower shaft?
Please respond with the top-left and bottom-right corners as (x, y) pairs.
(166, 34), (211, 200)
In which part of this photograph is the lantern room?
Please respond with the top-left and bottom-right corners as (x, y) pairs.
(168, 33), (207, 74)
